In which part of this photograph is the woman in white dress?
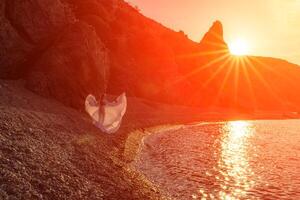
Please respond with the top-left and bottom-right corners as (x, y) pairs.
(85, 93), (127, 134)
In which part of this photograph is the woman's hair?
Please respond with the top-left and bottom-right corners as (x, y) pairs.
(99, 93), (106, 105)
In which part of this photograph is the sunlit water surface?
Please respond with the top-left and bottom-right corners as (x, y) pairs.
(135, 120), (300, 199)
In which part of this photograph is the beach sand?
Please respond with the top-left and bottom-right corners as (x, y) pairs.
(0, 79), (298, 199)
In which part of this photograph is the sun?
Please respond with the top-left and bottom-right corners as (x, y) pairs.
(229, 38), (249, 56)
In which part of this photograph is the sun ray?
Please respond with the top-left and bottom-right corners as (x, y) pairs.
(178, 49), (229, 59)
(170, 53), (230, 88)
(240, 57), (257, 110)
(233, 57), (241, 105)
(244, 57), (284, 105)
(249, 57), (279, 74)
(187, 53), (230, 76)
(186, 54), (230, 105)
(200, 40), (229, 49)
(213, 57), (236, 105)
(209, 31), (227, 43)
(249, 56), (293, 81)
(158, 50), (231, 107)
(202, 56), (232, 88)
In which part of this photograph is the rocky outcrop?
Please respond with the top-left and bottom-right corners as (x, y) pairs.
(199, 20), (229, 54)
(26, 22), (109, 109)
(5, 0), (74, 44)
(1, 0), (300, 112)
(0, 0), (110, 108)
(0, 0), (194, 107)
(0, 1), (33, 78)
(0, 0), (74, 78)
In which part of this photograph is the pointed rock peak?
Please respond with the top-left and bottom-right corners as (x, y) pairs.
(199, 20), (228, 52)
(209, 20), (223, 38)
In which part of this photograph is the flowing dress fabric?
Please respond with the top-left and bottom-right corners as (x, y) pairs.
(85, 93), (127, 134)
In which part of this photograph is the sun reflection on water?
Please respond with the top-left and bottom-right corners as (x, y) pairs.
(193, 121), (256, 199)
(137, 120), (300, 200)
(218, 121), (255, 199)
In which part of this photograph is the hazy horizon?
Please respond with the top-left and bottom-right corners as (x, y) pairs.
(127, 0), (300, 65)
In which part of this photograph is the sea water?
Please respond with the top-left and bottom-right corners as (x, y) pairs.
(135, 120), (300, 199)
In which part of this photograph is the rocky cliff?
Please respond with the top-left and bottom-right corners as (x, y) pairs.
(1, 0), (300, 112)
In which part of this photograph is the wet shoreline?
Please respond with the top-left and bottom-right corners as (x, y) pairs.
(131, 120), (300, 199)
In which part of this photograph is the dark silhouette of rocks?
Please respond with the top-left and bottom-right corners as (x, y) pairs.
(199, 20), (229, 54)
(5, 0), (74, 44)
(1, 0), (74, 77)
(0, 1), (33, 78)
(25, 22), (109, 108)
(0, 0), (300, 112)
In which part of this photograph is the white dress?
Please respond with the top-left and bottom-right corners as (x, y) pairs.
(85, 93), (127, 134)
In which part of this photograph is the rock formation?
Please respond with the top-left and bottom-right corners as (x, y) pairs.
(0, 1), (33, 78)
(199, 20), (229, 55)
(1, 0), (300, 112)
(0, 0), (109, 108)
(25, 22), (109, 108)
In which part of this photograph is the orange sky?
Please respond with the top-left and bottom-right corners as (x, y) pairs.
(127, 0), (300, 65)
